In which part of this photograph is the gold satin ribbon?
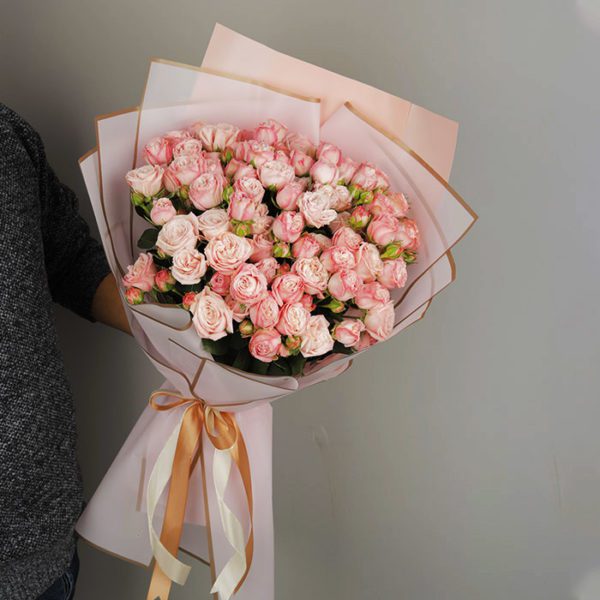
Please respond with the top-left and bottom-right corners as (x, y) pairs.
(146, 390), (254, 600)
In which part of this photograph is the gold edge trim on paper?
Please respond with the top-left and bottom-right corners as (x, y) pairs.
(151, 58), (321, 104)
(78, 146), (97, 164)
(127, 303), (193, 332)
(343, 101), (478, 223)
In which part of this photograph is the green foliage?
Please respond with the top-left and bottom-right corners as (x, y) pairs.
(137, 228), (159, 250)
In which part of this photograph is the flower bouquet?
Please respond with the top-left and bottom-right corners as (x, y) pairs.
(77, 24), (476, 600)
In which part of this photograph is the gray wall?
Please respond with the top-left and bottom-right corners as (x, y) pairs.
(2, 1), (600, 599)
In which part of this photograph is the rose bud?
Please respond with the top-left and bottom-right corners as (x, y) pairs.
(150, 197), (177, 226)
(402, 249), (417, 264)
(154, 269), (176, 293)
(143, 136), (173, 166)
(239, 319), (255, 337)
(333, 319), (365, 348)
(299, 293), (316, 312)
(285, 335), (302, 353)
(277, 262), (291, 275)
(356, 331), (378, 351)
(125, 287), (144, 305)
(182, 291), (198, 310)
(379, 243), (403, 260)
(309, 159), (338, 185)
(349, 205), (371, 230)
(321, 298), (346, 313)
(273, 241), (291, 258)
(290, 150), (315, 176)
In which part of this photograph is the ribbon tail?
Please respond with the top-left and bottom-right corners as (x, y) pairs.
(210, 448), (248, 600)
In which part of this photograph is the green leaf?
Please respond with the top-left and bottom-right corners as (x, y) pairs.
(232, 348), (251, 371)
(332, 341), (355, 355)
(289, 354), (307, 376)
(137, 228), (159, 250)
(202, 337), (230, 356)
(249, 358), (270, 375)
(268, 360), (291, 377)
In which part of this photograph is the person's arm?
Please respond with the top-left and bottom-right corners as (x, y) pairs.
(91, 273), (131, 334)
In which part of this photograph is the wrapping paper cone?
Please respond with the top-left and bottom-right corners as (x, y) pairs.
(76, 25), (476, 600)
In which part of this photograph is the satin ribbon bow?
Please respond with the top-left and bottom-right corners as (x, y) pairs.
(146, 390), (254, 600)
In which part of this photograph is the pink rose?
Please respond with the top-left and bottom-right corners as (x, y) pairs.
(250, 233), (274, 262)
(122, 252), (157, 292)
(356, 331), (378, 351)
(233, 177), (265, 202)
(195, 123), (239, 151)
(182, 291), (197, 310)
(172, 138), (204, 159)
(276, 181), (305, 211)
(171, 248), (207, 285)
(249, 293), (280, 329)
(204, 231), (253, 275)
(125, 286), (144, 305)
(292, 257), (329, 295)
(164, 156), (205, 192)
(246, 141), (276, 168)
(249, 328), (282, 363)
(285, 131), (316, 156)
(197, 208), (231, 240)
(255, 257), (278, 284)
(156, 214), (199, 256)
(328, 269), (360, 301)
(354, 281), (391, 309)
(333, 319), (365, 347)
(251, 204), (274, 235)
(378, 258), (408, 289)
(309, 159), (338, 185)
(331, 185), (352, 211)
(300, 315), (334, 358)
(337, 157), (359, 184)
(397, 218), (420, 250)
(292, 234), (322, 259)
(375, 168), (390, 190)
(351, 163), (379, 191)
(254, 119), (288, 145)
(329, 211), (351, 233)
(320, 245), (357, 272)
(276, 302), (310, 337)
(224, 158), (244, 179)
(191, 288), (234, 341)
(272, 211), (305, 243)
(125, 165), (164, 197)
(367, 215), (402, 246)
(299, 293), (316, 312)
(355, 243), (384, 282)
(332, 226), (363, 252)
(364, 301), (395, 341)
(371, 191), (409, 218)
(230, 263), (268, 305)
(258, 160), (295, 191)
(143, 136), (173, 166)
(298, 189), (337, 228)
(226, 296), (250, 322)
(150, 197), (177, 225)
(189, 173), (225, 211)
(310, 233), (333, 251)
(233, 163), (257, 182)
(317, 142), (342, 165)
(164, 129), (192, 145)
(228, 192), (259, 222)
(209, 272), (231, 296)
(274, 148), (291, 164)
(290, 150), (314, 176)
(271, 273), (304, 306)
(204, 154), (225, 176)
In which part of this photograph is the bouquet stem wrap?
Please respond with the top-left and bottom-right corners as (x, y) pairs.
(146, 391), (253, 600)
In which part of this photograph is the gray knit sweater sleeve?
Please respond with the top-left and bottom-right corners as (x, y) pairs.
(0, 104), (110, 599)
(7, 113), (111, 320)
